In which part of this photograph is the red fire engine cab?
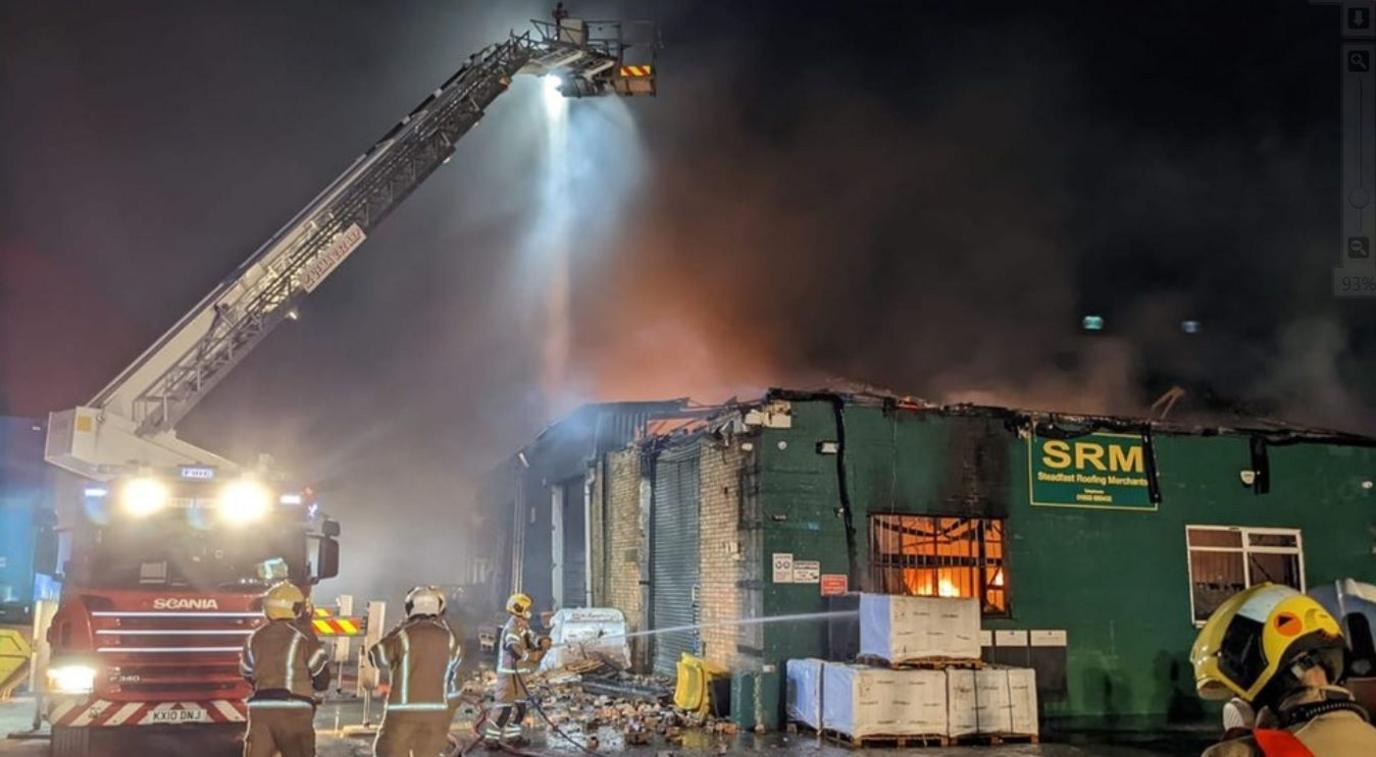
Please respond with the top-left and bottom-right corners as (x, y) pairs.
(43, 468), (338, 755)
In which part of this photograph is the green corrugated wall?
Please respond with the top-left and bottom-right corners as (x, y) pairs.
(749, 397), (1376, 722)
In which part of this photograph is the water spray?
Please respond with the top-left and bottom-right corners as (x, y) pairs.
(548, 609), (859, 651)
(537, 74), (572, 404)
(515, 73), (645, 414)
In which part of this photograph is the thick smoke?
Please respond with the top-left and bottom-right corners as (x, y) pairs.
(561, 6), (1376, 433)
(563, 29), (1134, 415)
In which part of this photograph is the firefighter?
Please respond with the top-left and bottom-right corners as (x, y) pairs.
(239, 581), (330, 757)
(368, 585), (463, 757)
(484, 592), (547, 743)
(1191, 582), (1376, 756)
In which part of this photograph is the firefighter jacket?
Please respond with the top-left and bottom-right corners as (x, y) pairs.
(498, 616), (538, 676)
(493, 615), (540, 705)
(368, 616), (462, 711)
(1202, 686), (1376, 756)
(240, 619), (330, 704)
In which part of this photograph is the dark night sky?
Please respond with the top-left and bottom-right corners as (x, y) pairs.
(2, 1), (1373, 599)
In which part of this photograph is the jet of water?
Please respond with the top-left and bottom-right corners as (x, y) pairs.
(549, 610), (858, 650)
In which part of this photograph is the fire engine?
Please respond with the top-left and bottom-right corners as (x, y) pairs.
(36, 15), (656, 756)
(40, 472), (338, 754)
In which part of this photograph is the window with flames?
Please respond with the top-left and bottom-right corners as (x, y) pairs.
(868, 514), (1008, 615)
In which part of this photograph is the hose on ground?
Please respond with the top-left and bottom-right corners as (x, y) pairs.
(446, 685), (552, 757)
(514, 670), (608, 757)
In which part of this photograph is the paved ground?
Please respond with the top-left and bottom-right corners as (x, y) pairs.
(1, 697), (1212, 756)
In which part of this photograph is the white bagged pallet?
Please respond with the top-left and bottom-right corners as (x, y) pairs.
(786, 657), (957, 739)
(893, 668), (948, 736)
(858, 593), (981, 663)
(822, 664), (897, 739)
(785, 658), (825, 730)
(974, 668), (1013, 734)
(538, 608), (629, 671)
(944, 668), (978, 738)
(1007, 667), (1039, 736)
(947, 666), (1039, 737)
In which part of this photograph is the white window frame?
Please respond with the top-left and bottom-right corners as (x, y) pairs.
(1184, 525), (1306, 627)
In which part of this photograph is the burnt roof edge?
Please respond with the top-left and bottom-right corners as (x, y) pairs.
(756, 387), (1376, 448)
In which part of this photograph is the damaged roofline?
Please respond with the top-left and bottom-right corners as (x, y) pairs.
(496, 384), (1376, 488)
(754, 387), (1376, 448)
(502, 398), (728, 481)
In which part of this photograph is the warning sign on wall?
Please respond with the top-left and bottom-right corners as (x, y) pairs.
(820, 574), (848, 596)
(792, 560), (820, 584)
(771, 553), (794, 583)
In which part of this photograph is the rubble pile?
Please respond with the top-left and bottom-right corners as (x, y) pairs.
(512, 672), (738, 751)
(455, 657), (747, 752)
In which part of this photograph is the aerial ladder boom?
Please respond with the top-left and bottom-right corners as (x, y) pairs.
(45, 18), (657, 481)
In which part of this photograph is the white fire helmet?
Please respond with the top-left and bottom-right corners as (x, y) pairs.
(405, 585), (446, 618)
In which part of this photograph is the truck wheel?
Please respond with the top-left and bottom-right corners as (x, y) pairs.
(50, 726), (91, 757)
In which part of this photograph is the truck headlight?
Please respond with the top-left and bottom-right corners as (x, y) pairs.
(218, 479), (271, 524)
(47, 664), (97, 695)
(119, 477), (169, 517)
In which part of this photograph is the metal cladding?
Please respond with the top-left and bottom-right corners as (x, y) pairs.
(486, 387), (1376, 723)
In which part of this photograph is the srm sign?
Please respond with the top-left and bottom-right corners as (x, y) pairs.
(1028, 431), (1155, 511)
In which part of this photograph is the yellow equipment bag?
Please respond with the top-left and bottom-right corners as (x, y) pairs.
(673, 653), (728, 716)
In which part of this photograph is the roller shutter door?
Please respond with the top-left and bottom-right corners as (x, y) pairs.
(651, 445), (700, 676)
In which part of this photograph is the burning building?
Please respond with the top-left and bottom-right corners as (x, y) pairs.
(474, 399), (719, 617)
(479, 388), (1376, 729)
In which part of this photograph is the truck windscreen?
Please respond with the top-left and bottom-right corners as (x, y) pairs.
(66, 511), (309, 590)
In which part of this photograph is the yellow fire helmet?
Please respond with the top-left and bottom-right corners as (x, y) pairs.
(263, 581), (307, 621)
(506, 592), (533, 619)
(1190, 582), (1345, 705)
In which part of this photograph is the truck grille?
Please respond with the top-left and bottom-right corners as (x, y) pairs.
(91, 610), (262, 700)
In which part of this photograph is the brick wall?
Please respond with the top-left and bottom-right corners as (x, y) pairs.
(605, 447), (644, 637)
(697, 435), (745, 667)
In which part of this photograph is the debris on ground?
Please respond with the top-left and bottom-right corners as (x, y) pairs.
(450, 659), (750, 753)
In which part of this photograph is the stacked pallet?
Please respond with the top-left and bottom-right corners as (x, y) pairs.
(946, 667), (1039, 742)
(787, 593), (1038, 748)
(859, 593), (982, 662)
(786, 659), (948, 743)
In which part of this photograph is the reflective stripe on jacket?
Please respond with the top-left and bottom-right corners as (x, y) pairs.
(368, 616), (462, 710)
(241, 619), (328, 702)
(496, 616), (535, 675)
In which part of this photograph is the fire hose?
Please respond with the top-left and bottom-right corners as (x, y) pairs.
(514, 669), (608, 757)
(447, 670), (606, 757)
